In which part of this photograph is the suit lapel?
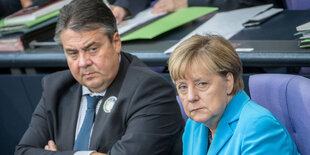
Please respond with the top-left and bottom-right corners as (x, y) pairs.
(207, 118), (233, 154)
(59, 83), (82, 150)
(89, 52), (129, 150)
(208, 91), (249, 154)
(192, 122), (209, 155)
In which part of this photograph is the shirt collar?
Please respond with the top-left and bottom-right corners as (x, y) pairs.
(82, 86), (106, 97)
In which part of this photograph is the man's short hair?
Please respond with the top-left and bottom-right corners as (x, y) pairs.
(54, 0), (117, 44)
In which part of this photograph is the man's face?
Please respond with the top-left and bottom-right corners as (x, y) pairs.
(61, 28), (121, 92)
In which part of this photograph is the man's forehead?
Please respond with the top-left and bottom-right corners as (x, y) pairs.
(61, 28), (104, 37)
(60, 29), (108, 45)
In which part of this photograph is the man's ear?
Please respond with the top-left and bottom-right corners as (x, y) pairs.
(226, 72), (234, 95)
(112, 32), (121, 54)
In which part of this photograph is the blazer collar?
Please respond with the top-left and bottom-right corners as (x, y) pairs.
(89, 52), (130, 150)
(60, 83), (82, 150)
(208, 91), (250, 154)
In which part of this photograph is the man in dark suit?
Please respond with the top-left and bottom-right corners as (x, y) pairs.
(15, 0), (184, 154)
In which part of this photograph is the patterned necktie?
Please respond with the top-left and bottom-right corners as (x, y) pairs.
(73, 95), (103, 150)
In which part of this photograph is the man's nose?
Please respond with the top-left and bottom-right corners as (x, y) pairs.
(78, 53), (92, 68)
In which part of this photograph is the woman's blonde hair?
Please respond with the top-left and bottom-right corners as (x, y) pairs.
(168, 34), (244, 95)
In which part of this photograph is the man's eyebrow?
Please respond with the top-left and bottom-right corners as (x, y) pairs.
(64, 48), (77, 52)
(82, 42), (96, 51)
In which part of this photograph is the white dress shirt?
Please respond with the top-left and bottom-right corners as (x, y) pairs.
(74, 86), (106, 155)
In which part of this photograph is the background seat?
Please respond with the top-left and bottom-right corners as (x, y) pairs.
(285, 0), (310, 10)
(249, 74), (310, 155)
(0, 74), (44, 155)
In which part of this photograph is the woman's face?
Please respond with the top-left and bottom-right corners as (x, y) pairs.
(175, 63), (233, 127)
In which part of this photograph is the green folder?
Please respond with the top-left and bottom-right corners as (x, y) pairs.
(300, 39), (310, 48)
(0, 10), (59, 28)
(0, 17), (57, 36)
(121, 7), (218, 42)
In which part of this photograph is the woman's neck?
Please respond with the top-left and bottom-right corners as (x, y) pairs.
(203, 120), (218, 138)
(204, 94), (234, 139)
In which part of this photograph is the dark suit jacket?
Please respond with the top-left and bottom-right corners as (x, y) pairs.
(15, 52), (184, 155)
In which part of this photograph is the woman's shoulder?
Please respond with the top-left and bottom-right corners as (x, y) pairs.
(236, 100), (299, 154)
(240, 100), (277, 122)
(236, 100), (287, 136)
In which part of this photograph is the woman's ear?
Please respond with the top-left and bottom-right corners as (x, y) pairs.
(226, 72), (234, 95)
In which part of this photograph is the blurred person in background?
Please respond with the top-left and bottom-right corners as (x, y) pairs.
(0, 0), (55, 18)
(152, 0), (284, 14)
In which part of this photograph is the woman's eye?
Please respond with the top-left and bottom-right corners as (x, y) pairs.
(197, 82), (207, 87)
(178, 85), (187, 90)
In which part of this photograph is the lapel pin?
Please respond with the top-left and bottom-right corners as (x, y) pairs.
(103, 96), (117, 113)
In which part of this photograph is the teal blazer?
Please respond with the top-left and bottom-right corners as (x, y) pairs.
(183, 91), (300, 155)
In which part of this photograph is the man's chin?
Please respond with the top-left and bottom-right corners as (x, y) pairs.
(84, 82), (105, 92)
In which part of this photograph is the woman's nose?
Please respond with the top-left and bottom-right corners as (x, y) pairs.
(187, 87), (199, 103)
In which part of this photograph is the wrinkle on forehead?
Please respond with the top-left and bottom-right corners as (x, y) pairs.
(61, 29), (106, 50)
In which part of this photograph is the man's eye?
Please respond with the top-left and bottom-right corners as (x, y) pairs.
(89, 48), (97, 52)
(67, 51), (77, 56)
(70, 52), (77, 56)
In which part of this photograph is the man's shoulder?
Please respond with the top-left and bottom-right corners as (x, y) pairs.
(42, 70), (76, 89)
(127, 63), (167, 83)
(123, 52), (166, 81)
(44, 69), (71, 78)
(122, 51), (147, 68)
(43, 70), (72, 82)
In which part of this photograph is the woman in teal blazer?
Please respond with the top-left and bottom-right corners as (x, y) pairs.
(168, 34), (300, 155)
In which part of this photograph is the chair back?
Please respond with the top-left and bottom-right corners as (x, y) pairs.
(285, 0), (310, 10)
(249, 74), (310, 155)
